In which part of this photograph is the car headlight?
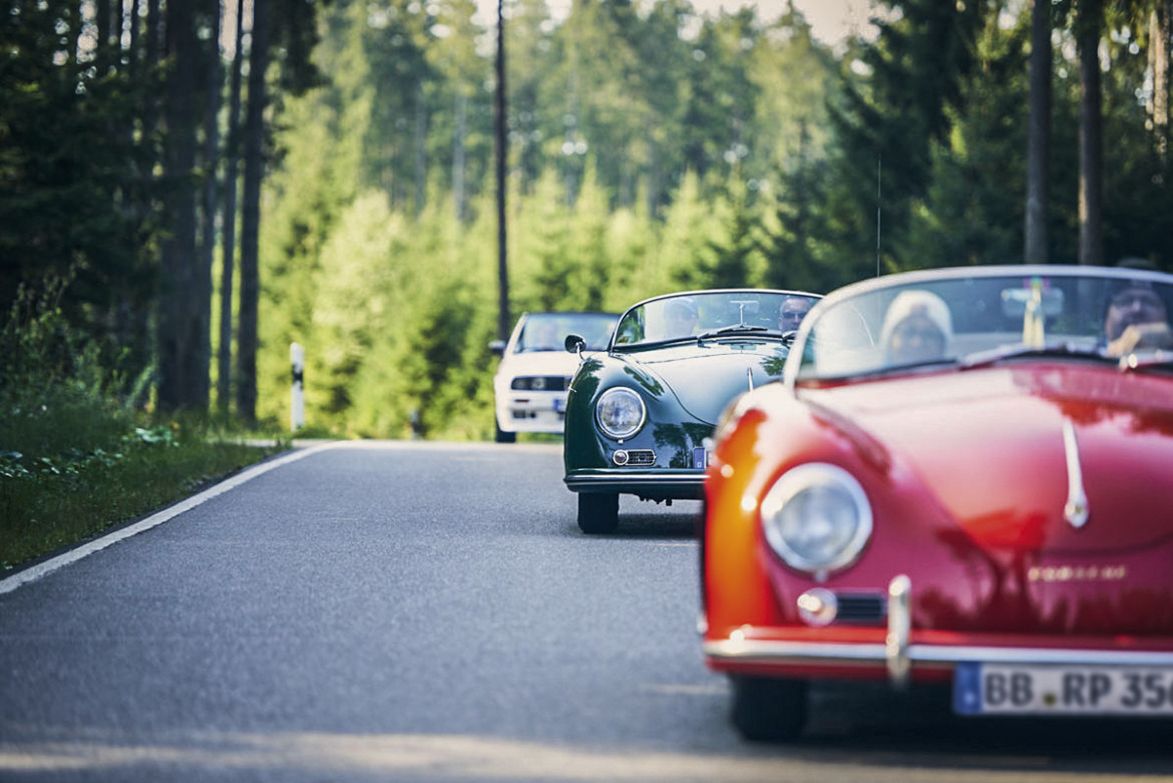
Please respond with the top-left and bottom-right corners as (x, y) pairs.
(595, 387), (646, 440)
(759, 463), (872, 575)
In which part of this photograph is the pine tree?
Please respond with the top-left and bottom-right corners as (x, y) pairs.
(826, 0), (987, 272)
(903, 10), (1030, 268)
(692, 174), (761, 289)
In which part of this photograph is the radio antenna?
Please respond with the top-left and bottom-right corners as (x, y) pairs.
(875, 154), (882, 278)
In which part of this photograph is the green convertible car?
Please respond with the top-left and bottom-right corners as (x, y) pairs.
(562, 288), (821, 534)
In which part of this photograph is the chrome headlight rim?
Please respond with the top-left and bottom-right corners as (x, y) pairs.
(759, 462), (873, 575)
(594, 387), (647, 440)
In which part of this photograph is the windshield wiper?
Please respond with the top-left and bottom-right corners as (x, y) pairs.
(959, 342), (1110, 371)
(882, 357), (960, 373)
(1118, 350), (1173, 373)
(695, 324), (770, 344)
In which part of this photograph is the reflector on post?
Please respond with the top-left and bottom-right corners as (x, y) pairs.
(290, 342), (305, 432)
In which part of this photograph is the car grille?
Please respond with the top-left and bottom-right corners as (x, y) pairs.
(511, 376), (571, 391)
(612, 449), (656, 467)
(834, 592), (887, 624)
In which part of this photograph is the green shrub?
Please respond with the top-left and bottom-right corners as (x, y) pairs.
(0, 280), (282, 570)
(1, 280), (132, 464)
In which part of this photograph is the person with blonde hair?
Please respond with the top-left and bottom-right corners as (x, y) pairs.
(879, 290), (953, 365)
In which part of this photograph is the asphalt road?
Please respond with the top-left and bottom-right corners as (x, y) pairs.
(1, 441), (1171, 782)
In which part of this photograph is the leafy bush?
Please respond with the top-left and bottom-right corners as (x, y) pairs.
(0, 280), (135, 463)
(0, 280), (282, 570)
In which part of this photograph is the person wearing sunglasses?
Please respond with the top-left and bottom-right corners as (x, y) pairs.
(777, 296), (815, 334)
(1103, 280), (1171, 357)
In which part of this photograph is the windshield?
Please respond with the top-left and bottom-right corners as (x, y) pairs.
(792, 267), (1173, 381)
(515, 312), (617, 353)
(614, 291), (820, 348)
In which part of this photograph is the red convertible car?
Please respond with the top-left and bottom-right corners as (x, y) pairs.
(701, 265), (1173, 740)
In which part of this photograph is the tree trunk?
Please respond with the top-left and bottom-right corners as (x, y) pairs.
(146, 0), (161, 68)
(96, 0), (111, 57)
(453, 90), (466, 223)
(1077, 0), (1103, 266)
(127, 0), (140, 68)
(494, 0), (510, 341)
(218, 0), (246, 414)
(117, 0), (149, 399)
(142, 0), (162, 137)
(1024, 0), (1050, 263)
(196, 0), (222, 411)
(1151, 5), (1169, 161)
(646, 137), (659, 219)
(236, 0), (269, 423)
(157, 0), (201, 411)
(414, 82), (427, 216)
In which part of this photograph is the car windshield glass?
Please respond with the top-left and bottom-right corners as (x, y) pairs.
(793, 269), (1173, 381)
(614, 291), (819, 348)
(515, 313), (617, 353)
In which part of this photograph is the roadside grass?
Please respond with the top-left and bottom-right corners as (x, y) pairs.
(0, 281), (288, 572)
(0, 418), (287, 572)
(518, 432), (563, 444)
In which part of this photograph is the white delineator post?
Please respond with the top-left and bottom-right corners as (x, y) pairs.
(290, 342), (305, 432)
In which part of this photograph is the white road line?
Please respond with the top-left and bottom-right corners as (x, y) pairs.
(339, 439), (562, 454)
(1, 439), (563, 596)
(0, 441), (346, 596)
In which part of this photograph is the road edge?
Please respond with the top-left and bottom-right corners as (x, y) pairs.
(0, 441), (345, 596)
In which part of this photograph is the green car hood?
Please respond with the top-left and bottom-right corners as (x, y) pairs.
(616, 340), (788, 425)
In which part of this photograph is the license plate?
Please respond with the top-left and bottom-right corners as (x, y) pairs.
(953, 663), (1173, 716)
(553, 397), (567, 413)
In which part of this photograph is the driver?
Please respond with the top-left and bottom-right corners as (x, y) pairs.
(663, 298), (699, 339)
(1103, 280), (1171, 357)
(879, 290), (953, 365)
(778, 296), (815, 333)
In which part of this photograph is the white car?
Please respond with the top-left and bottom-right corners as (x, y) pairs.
(490, 311), (618, 443)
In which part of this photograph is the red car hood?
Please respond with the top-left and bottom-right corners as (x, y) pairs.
(804, 364), (1173, 555)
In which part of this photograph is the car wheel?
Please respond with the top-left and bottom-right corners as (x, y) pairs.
(494, 422), (516, 443)
(730, 675), (808, 742)
(577, 493), (618, 534)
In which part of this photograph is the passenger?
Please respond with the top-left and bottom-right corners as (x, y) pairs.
(778, 296), (815, 333)
(1102, 279), (1171, 356)
(879, 290), (953, 366)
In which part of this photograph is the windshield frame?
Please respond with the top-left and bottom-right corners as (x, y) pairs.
(609, 288), (822, 352)
(512, 311), (618, 354)
(782, 264), (1173, 389)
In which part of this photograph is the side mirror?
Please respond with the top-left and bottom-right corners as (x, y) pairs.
(489, 340), (506, 357)
(564, 333), (586, 354)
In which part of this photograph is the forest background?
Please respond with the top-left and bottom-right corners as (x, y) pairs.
(2, 0), (1172, 442)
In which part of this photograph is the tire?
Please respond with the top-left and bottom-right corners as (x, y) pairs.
(730, 675), (808, 742)
(494, 421), (516, 443)
(577, 493), (619, 534)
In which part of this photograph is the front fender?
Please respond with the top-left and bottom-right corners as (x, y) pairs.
(564, 355), (712, 474)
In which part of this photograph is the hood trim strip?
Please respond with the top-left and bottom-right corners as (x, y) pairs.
(1062, 419), (1090, 529)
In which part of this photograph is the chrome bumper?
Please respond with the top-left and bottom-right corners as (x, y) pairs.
(703, 574), (1173, 685)
(563, 471), (705, 499)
